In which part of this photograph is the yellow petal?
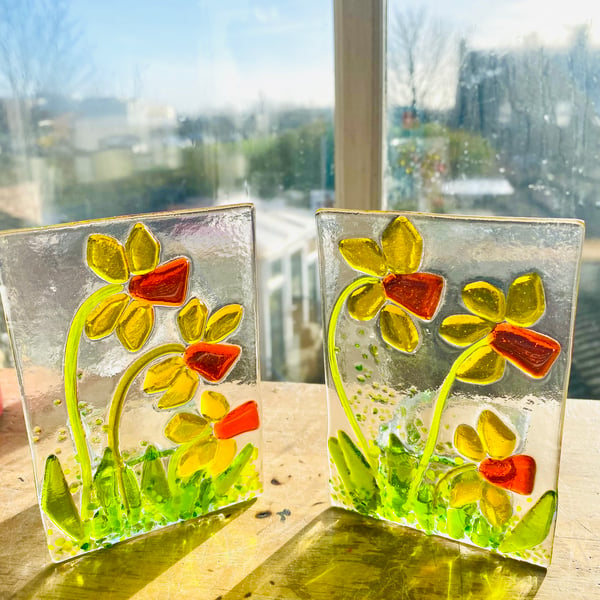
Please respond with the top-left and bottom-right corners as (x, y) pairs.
(204, 304), (244, 343)
(85, 293), (129, 339)
(454, 424), (486, 461)
(338, 238), (386, 276)
(177, 298), (208, 344)
(480, 483), (512, 528)
(439, 314), (494, 346)
(144, 356), (186, 393)
(87, 234), (129, 283)
(462, 281), (505, 322)
(200, 390), (229, 421)
(208, 438), (237, 476)
(157, 368), (198, 409)
(347, 281), (385, 320)
(449, 471), (483, 508)
(176, 437), (217, 479)
(505, 272), (545, 327)
(124, 223), (160, 275)
(477, 410), (516, 459)
(164, 412), (209, 443)
(116, 300), (154, 351)
(457, 345), (505, 385)
(381, 216), (423, 273)
(379, 305), (419, 353)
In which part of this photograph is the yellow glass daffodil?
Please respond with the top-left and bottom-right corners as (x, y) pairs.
(143, 298), (243, 410)
(439, 273), (561, 384)
(338, 216), (444, 353)
(165, 391), (259, 479)
(449, 410), (536, 528)
(85, 223), (190, 351)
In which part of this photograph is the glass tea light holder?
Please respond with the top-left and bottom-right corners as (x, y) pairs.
(0, 204), (262, 562)
(316, 209), (584, 567)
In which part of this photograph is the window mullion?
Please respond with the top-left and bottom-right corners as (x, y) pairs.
(334, 0), (387, 210)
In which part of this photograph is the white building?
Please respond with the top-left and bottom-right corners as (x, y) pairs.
(218, 197), (322, 382)
(255, 203), (322, 382)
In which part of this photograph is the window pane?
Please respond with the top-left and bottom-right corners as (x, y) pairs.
(269, 288), (286, 380)
(386, 1), (600, 398)
(291, 251), (303, 301)
(0, 0), (333, 382)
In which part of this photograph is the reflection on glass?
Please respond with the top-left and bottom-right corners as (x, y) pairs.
(0, 0), (333, 382)
(386, 1), (600, 398)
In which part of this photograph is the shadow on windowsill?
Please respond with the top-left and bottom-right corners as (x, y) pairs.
(222, 506), (546, 599)
(7, 499), (256, 600)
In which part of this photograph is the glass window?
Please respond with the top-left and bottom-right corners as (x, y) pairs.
(269, 287), (286, 380)
(270, 258), (283, 278)
(0, 0), (333, 382)
(291, 250), (303, 301)
(386, 1), (600, 398)
(308, 257), (320, 324)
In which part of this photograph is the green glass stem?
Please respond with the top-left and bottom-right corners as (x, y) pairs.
(107, 343), (185, 513)
(328, 275), (379, 471)
(126, 447), (175, 466)
(407, 337), (490, 505)
(64, 283), (124, 520)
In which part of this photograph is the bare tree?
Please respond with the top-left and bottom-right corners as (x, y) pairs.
(0, 0), (91, 100)
(388, 7), (459, 111)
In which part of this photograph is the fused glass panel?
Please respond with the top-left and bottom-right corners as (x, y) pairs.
(0, 205), (262, 562)
(316, 209), (583, 567)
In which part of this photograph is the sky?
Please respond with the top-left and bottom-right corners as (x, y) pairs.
(411, 0), (600, 49)
(66, 0), (600, 114)
(70, 0), (334, 114)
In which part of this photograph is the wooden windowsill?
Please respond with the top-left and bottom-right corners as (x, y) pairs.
(0, 376), (598, 598)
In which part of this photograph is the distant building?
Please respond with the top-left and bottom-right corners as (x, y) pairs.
(452, 38), (600, 223)
(72, 97), (177, 153)
(218, 197), (322, 383)
(255, 203), (322, 383)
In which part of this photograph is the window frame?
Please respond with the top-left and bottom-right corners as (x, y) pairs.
(333, 0), (387, 211)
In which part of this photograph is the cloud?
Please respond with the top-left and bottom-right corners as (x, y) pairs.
(136, 55), (333, 113)
(403, 0), (600, 49)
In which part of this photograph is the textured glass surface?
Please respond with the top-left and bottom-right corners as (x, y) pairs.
(316, 209), (584, 567)
(0, 204), (261, 562)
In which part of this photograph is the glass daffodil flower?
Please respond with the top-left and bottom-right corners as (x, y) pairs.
(450, 410), (536, 528)
(85, 223), (190, 352)
(143, 298), (244, 410)
(338, 216), (445, 353)
(439, 272), (561, 383)
(165, 391), (259, 479)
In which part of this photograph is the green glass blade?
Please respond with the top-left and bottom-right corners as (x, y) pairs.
(41, 455), (85, 541)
